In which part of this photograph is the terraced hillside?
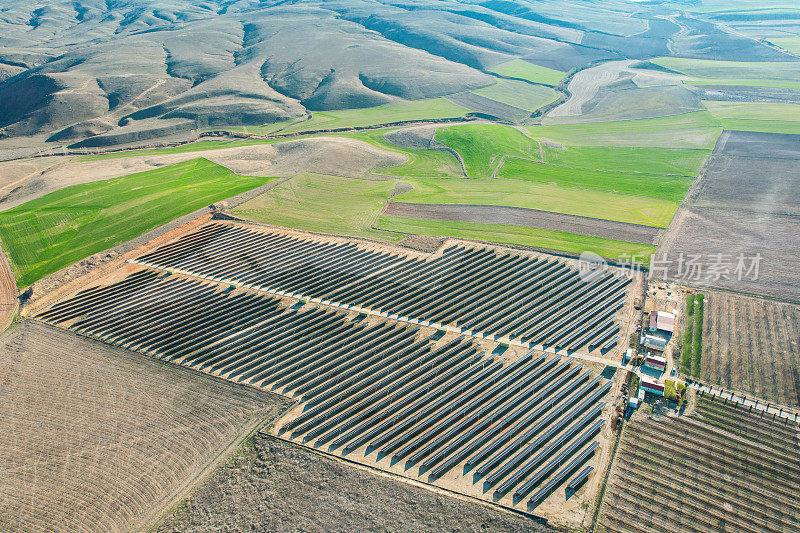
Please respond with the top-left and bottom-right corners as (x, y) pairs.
(599, 396), (800, 532)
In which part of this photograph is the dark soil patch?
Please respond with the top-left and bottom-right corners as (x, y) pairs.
(384, 201), (660, 244)
(658, 131), (800, 301)
(446, 92), (531, 123)
(715, 130), (800, 160)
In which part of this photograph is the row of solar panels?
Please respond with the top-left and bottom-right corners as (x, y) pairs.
(38, 267), (605, 508)
(280, 349), (607, 507)
(132, 222), (629, 350)
(35, 271), (470, 399)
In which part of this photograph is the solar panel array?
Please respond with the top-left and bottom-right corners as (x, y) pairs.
(134, 222), (629, 351)
(35, 220), (620, 511)
(37, 270), (438, 396)
(278, 350), (608, 508)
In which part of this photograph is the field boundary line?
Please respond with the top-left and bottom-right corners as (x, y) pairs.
(0, 243), (18, 333)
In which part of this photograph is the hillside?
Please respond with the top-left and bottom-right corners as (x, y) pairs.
(1, 0), (794, 156)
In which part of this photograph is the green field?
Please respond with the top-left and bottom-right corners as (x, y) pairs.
(393, 178), (678, 227)
(0, 158), (272, 287)
(652, 57), (800, 89)
(435, 124), (540, 178)
(276, 98), (470, 134)
(376, 216), (655, 260)
(526, 111), (722, 149)
(702, 101), (800, 134)
(472, 79), (559, 111)
(334, 130), (463, 177)
(498, 159), (693, 201)
(769, 36), (800, 56)
(488, 59), (566, 86)
(232, 173), (400, 242)
(540, 145), (711, 176)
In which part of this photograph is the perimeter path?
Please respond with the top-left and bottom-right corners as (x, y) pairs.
(0, 244), (17, 333)
(129, 259), (626, 371)
(688, 381), (800, 424)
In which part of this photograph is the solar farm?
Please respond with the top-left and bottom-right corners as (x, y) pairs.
(31, 218), (633, 520)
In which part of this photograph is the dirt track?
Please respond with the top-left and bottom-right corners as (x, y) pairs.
(157, 434), (552, 533)
(0, 244), (17, 333)
(0, 321), (286, 533)
(384, 201), (660, 244)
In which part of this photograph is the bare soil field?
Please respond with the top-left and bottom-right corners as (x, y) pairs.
(657, 131), (800, 301)
(0, 321), (286, 533)
(447, 92), (531, 123)
(0, 138), (404, 211)
(157, 434), (552, 533)
(598, 396), (800, 533)
(383, 201), (660, 244)
(383, 125), (445, 150)
(701, 290), (800, 408)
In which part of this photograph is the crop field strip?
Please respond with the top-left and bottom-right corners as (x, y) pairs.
(598, 397), (800, 533)
(34, 266), (613, 512)
(133, 222), (630, 352)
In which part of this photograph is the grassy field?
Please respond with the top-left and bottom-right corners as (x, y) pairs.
(497, 159), (693, 201)
(393, 178), (679, 227)
(472, 79), (559, 111)
(232, 173), (400, 242)
(376, 216), (654, 260)
(702, 101), (800, 134)
(488, 59), (566, 86)
(769, 36), (800, 55)
(0, 158), (272, 287)
(526, 111), (722, 149)
(335, 130), (463, 177)
(540, 145), (711, 176)
(652, 57), (800, 89)
(276, 98), (470, 134)
(681, 293), (704, 377)
(435, 124), (540, 178)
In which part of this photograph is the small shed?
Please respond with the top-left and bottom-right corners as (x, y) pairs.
(656, 311), (675, 333)
(644, 355), (667, 372)
(642, 334), (667, 351)
(623, 348), (634, 364)
(629, 396), (640, 408)
(640, 377), (665, 396)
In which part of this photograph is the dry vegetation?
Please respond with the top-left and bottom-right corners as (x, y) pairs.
(598, 396), (800, 532)
(702, 291), (800, 408)
(0, 321), (286, 532)
(157, 434), (552, 533)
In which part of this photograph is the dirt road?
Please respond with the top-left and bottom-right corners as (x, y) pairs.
(0, 244), (17, 333)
